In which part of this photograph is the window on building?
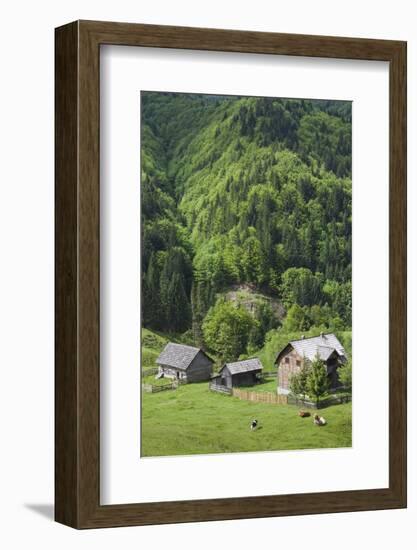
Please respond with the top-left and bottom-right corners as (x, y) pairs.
(285, 357), (290, 364)
(296, 360), (301, 367)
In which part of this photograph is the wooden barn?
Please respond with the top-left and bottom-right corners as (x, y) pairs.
(156, 342), (214, 382)
(275, 333), (347, 394)
(215, 358), (263, 389)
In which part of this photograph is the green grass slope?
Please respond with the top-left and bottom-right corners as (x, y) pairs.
(141, 328), (169, 369)
(141, 382), (352, 457)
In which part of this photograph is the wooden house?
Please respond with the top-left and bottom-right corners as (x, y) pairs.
(156, 342), (214, 382)
(275, 333), (347, 394)
(215, 358), (263, 389)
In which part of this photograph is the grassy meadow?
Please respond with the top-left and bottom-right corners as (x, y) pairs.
(141, 381), (352, 457)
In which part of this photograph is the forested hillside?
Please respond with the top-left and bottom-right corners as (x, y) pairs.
(141, 92), (352, 363)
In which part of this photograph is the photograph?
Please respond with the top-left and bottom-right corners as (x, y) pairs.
(140, 91), (352, 457)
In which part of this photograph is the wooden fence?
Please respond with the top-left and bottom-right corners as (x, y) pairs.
(232, 388), (288, 405)
(287, 393), (351, 409)
(142, 382), (176, 393)
(142, 378), (188, 393)
(209, 382), (232, 395)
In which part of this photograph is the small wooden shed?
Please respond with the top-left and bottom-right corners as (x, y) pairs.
(156, 342), (214, 382)
(216, 358), (263, 389)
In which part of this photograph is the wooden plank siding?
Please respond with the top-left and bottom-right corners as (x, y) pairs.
(278, 348), (304, 391)
(186, 352), (213, 382)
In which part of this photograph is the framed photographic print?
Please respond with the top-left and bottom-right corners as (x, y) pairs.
(55, 20), (407, 528)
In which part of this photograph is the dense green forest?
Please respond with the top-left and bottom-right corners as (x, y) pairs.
(141, 92), (352, 363)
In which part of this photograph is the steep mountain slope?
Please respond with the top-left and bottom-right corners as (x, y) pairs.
(141, 92), (352, 352)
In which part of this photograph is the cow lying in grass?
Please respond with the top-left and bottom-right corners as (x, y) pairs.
(313, 414), (327, 426)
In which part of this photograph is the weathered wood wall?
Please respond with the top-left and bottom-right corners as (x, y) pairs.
(218, 367), (233, 388)
(278, 348), (303, 390)
(231, 371), (260, 387)
(186, 351), (213, 382)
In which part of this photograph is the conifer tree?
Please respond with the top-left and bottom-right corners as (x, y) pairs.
(306, 356), (330, 406)
(167, 273), (191, 332)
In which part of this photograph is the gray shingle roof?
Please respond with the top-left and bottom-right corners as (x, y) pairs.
(223, 357), (263, 375)
(156, 342), (212, 370)
(284, 333), (346, 363)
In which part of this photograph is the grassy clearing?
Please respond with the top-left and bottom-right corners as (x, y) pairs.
(142, 374), (176, 387)
(252, 377), (278, 392)
(141, 328), (168, 369)
(141, 381), (352, 457)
